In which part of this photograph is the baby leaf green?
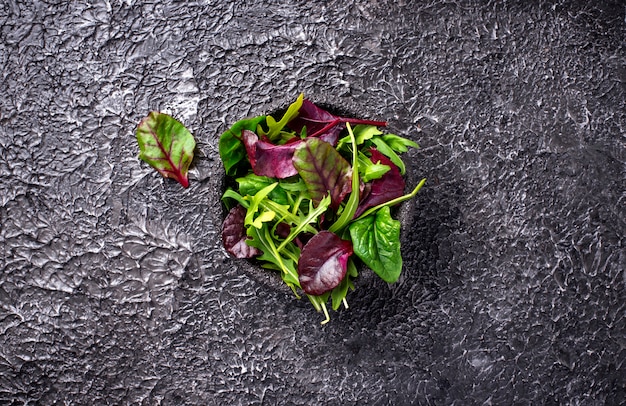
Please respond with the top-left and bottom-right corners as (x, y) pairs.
(349, 206), (402, 283)
(219, 116), (266, 176)
(293, 138), (352, 210)
(261, 93), (304, 142)
(136, 112), (196, 188)
(381, 133), (419, 152)
(370, 136), (407, 175)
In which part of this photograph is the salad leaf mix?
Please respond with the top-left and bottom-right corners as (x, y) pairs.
(134, 96), (425, 324)
(219, 94), (425, 324)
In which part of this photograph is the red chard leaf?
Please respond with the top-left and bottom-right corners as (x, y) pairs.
(242, 130), (301, 178)
(136, 112), (196, 187)
(288, 99), (344, 144)
(292, 138), (352, 210)
(287, 99), (387, 144)
(354, 148), (405, 218)
(222, 205), (261, 258)
(298, 231), (353, 295)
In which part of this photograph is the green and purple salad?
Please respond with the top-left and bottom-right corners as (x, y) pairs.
(135, 94), (424, 323)
(218, 94), (425, 324)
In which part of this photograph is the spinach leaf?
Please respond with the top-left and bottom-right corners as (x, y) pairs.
(349, 206), (402, 283)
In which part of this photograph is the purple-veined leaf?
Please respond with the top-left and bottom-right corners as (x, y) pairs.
(242, 130), (302, 178)
(287, 99), (387, 145)
(136, 112), (196, 188)
(222, 205), (261, 258)
(354, 148), (405, 218)
(298, 231), (353, 295)
(292, 138), (352, 210)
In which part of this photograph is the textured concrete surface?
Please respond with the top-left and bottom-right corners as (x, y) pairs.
(1, 0), (624, 404)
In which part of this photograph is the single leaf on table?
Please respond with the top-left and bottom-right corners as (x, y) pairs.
(242, 130), (302, 178)
(298, 231), (354, 295)
(354, 148), (405, 218)
(292, 138), (352, 210)
(136, 112), (196, 187)
(349, 206), (402, 283)
(222, 205), (261, 258)
(218, 115), (266, 176)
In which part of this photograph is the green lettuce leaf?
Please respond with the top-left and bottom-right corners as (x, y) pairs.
(349, 206), (402, 283)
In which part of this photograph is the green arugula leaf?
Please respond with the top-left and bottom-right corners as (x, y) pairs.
(358, 151), (391, 182)
(251, 210), (275, 229)
(331, 258), (358, 311)
(349, 206), (402, 283)
(246, 223), (301, 295)
(328, 122), (360, 234)
(136, 112), (196, 188)
(381, 133), (419, 152)
(276, 195), (331, 252)
(236, 173), (290, 206)
(337, 124), (381, 151)
(219, 116), (266, 176)
(261, 93), (304, 142)
(244, 183), (278, 227)
(258, 199), (318, 235)
(370, 136), (407, 175)
(221, 188), (249, 209)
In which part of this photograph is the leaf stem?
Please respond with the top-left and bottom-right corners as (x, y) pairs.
(356, 177), (426, 221)
(328, 122), (360, 234)
(341, 117), (387, 128)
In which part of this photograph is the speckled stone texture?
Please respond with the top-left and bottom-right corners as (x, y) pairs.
(0, 0), (624, 404)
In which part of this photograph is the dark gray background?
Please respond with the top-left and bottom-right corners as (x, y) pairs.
(1, 0), (624, 404)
